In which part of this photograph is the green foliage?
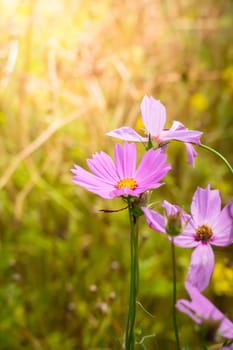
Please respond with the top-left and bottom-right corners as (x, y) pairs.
(0, 0), (232, 349)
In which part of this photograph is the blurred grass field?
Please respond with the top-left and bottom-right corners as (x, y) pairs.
(0, 0), (232, 349)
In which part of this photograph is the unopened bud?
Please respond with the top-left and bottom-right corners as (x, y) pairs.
(132, 191), (151, 217)
(134, 191), (151, 207)
(165, 210), (182, 236)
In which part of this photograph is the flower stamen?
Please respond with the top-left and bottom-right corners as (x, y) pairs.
(195, 224), (213, 243)
(116, 178), (137, 190)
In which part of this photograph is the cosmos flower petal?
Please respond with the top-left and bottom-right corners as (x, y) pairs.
(184, 143), (198, 167)
(212, 201), (233, 246)
(176, 299), (202, 324)
(163, 200), (191, 223)
(114, 142), (136, 178)
(173, 222), (199, 248)
(177, 282), (233, 340)
(176, 284), (216, 321)
(72, 165), (116, 199)
(218, 318), (233, 339)
(72, 142), (170, 199)
(142, 207), (166, 233)
(87, 152), (118, 182)
(169, 120), (185, 131)
(161, 124), (202, 144)
(183, 282), (223, 319)
(135, 148), (171, 189)
(110, 187), (139, 198)
(106, 96), (202, 167)
(176, 283), (206, 324)
(140, 95), (166, 136)
(191, 185), (221, 227)
(106, 126), (148, 142)
(160, 121), (202, 166)
(167, 120), (202, 139)
(187, 244), (214, 291)
(162, 200), (182, 216)
(221, 344), (233, 350)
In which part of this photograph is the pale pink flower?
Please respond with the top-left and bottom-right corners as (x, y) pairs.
(142, 185), (233, 291)
(72, 142), (171, 199)
(107, 95), (203, 166)
(177, 282), (233, 348)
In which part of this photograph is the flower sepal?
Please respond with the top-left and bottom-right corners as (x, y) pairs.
(125, 195), (149, 218)
(222, 339), (233, 348)
(146, 134), (154, 150)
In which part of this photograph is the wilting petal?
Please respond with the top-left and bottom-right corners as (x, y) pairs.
(191, 185), (221, 227)
(142, 207), (166, 234)
(187, 243), (214, 291)
(212, 201), (233, 246)
(106, 126), (148, 142)
(140, 95), (166, 137)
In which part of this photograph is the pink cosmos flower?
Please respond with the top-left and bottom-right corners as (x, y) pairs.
(71, 142), (171, 199)
(142, 185), (233, 291)
(106, 95), (203, 166)
(176, 282), (233, 348)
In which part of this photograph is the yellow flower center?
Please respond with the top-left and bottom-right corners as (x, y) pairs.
(195, 224), (213, 243)
(116, 178), (137, 190)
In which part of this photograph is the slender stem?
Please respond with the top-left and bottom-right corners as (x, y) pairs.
(171, 237), (181, 350)
(199, 329), (208, 350)
(199, 143), (233, 175)
(124, 200), (139, 350)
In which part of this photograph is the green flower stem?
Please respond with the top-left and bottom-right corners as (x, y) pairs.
(199, 143), (233, 176)
(124, 199), (139, 350)
(199, 329), (208, 350)
(171, 237), (181, 350)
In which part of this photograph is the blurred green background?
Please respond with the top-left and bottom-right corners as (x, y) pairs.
(0, 0), (232, 349)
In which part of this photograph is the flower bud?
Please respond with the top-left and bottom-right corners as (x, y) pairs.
(134, 191), (151, 207)
(165, 210), (182, 236)
(132, 191), (152, 218)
